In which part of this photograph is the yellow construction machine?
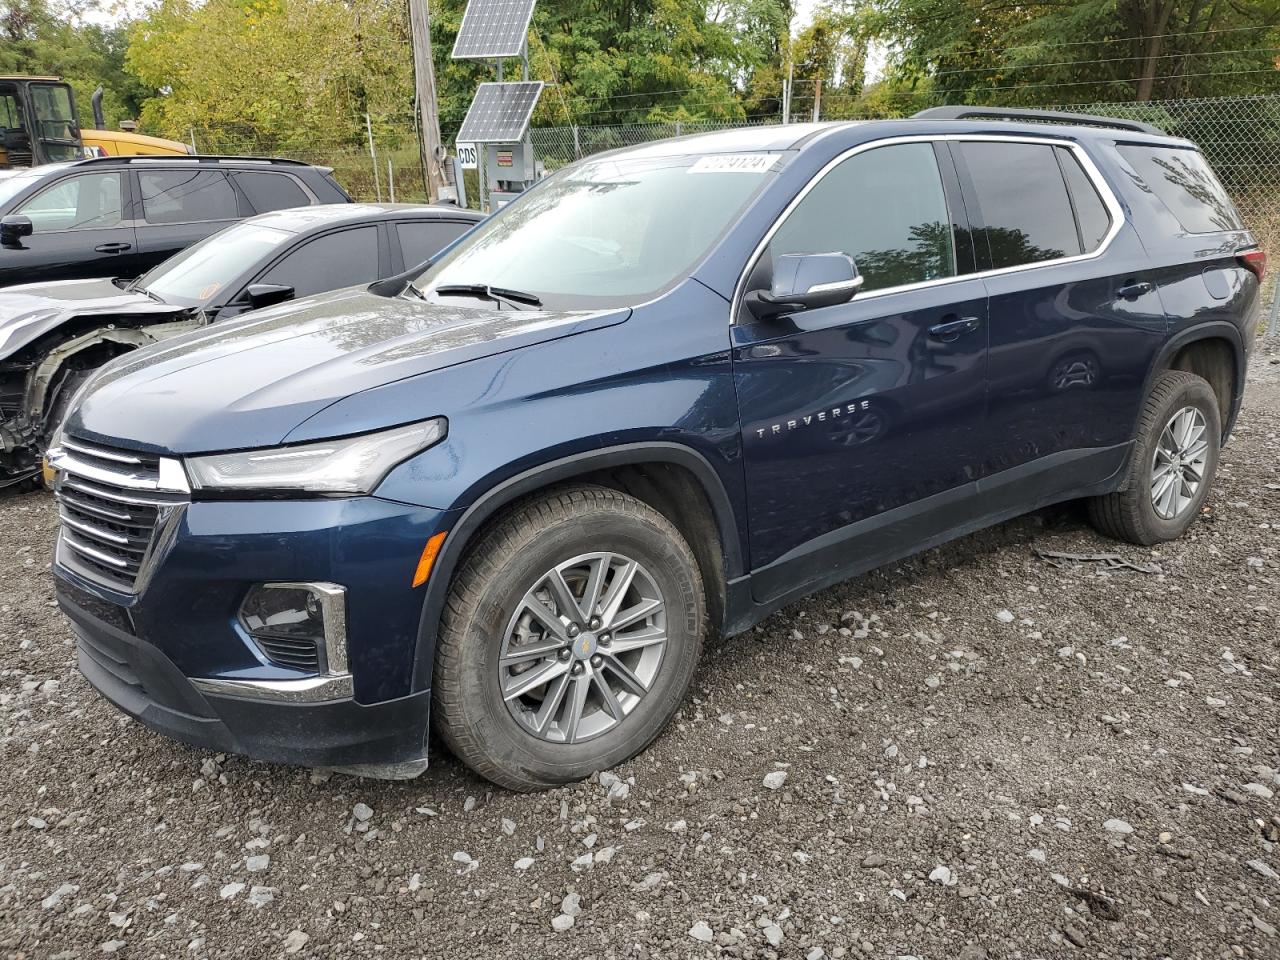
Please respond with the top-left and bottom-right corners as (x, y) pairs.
(0, 77), (189, 169)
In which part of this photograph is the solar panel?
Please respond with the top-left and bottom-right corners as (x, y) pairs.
(457, 82), (544, 143)
(451, 0), (536, 59)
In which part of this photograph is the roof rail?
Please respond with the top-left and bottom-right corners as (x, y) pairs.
(912, 106), (1164, 137)
(72, 154), (313, 167)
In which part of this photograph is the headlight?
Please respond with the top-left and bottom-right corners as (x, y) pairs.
(185, 418), (446, 494)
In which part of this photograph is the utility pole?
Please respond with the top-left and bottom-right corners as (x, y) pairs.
(409, 0), (448, 202)
(812, 76), (822, 122)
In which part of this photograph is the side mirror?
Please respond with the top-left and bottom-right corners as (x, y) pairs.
(244, 283), (295, 310)
(756, 252), (863, 319)
(0, 215), (34, 248)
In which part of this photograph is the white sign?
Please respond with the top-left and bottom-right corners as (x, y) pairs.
(455, 142), (479, 170)
(688, 153), (777, 174)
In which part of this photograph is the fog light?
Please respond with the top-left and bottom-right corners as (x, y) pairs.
(239, 582), (347, 675)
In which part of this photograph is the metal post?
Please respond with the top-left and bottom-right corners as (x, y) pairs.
(452, 156), (468, 209)
(1267, 280), (1280, 339)
(388, 158), (395, 203)
(365, 113), (382, 202)
(188, 127), (198, 153)
(572, 124), (580, 160)
(782, 61), (793, 124)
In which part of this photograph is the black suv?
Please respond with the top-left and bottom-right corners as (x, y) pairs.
(51, 108), (1262, 789)
(0, 155), (350, 286)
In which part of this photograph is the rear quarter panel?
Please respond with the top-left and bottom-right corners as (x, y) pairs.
(1099, 139), (1259, 421)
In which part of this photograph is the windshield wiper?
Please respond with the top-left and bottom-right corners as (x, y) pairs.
(432, 283), (542, 310)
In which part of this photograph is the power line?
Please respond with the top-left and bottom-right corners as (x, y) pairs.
(532, 44), (1280, 117)
(899, 21), (1280, 60)
(930, 46), (1280, 79)
(553, 65), (1277, 120)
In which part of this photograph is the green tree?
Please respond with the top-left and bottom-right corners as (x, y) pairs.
(126, 0), (413, 148)
(1, 0), (155, 128)
(874, 0), (1280, 105)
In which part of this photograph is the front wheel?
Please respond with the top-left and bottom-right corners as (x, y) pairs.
(432, 486), (705, 790)
(1087, 370), (1221, 545)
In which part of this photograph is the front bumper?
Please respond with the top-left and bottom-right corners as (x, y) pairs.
(59, 578), (433, 774)
(52, 493), (454, 774)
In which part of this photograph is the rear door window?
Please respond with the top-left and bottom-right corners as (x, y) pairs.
(138, 169), (238, 224)
(959, 142), (1081, 268)
(17, 173), (123, 230)
(1116, 145), (1242, 233)
(253, 225), (380, 298)
(1055, 147), (1112, 252)
(396, 220), (474, 267)
(768, 141), (957, 294)
(233, 171), (311, 213)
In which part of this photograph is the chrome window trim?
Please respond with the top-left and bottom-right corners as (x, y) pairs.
(729, 133), (1125, 325)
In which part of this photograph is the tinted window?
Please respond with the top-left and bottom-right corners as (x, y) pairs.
(397, 220), (473, 267)
(17, 173), (122, 230)
(960, 142), (1081, 269)
(255, 226), (379, 298)
(1117, 145), (1243, 233)
(769, 142), (956, 294)
(139, 222), (293, 306)
(1056, 148), (1111, 252)
(234, 172), (310, 214)
(139, 169), (238, 224)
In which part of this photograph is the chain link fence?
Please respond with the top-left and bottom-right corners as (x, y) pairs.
(531, 95), (1280, 314)
(187, 118), (432, 203)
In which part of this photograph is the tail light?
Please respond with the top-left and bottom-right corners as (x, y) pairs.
(1238, 249), (1267, 283)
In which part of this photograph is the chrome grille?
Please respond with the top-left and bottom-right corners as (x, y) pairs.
(50, 438), (189, 593)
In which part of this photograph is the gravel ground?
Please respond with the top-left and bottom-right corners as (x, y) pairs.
(2, 354), (1278, 960)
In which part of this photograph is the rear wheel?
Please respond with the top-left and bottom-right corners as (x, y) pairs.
(432, 486), (704, 790)
(1087, 370), (1221, 545)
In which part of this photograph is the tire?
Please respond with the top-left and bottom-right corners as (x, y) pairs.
(1087, 370), (1221, 545)
(432, 485), (705, 791)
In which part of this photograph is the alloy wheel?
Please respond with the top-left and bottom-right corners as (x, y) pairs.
(1150, 405), (1210, 520)
(498, 552), (667, 743)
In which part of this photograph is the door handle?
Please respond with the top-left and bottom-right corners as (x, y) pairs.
(1116, 280), (1153, 300)
(94, 242), (132, 254)
(928, 315), (981, 342)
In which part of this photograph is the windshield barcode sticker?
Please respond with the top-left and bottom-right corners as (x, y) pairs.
(689, 154), (777, 174)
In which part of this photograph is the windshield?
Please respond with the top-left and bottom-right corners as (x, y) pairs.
(415, 152), (781, 310)
(0, 170), (50, 208)
(138, 221), (293, 306)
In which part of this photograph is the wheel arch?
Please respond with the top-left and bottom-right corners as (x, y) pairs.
(410, 441), (744, 693)
(1143, 321), (1244, 440)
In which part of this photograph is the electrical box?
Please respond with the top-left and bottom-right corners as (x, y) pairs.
(485, 141), (536, 188)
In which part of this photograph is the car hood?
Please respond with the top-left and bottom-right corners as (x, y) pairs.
(68, 286), (629, 454)
(0, 277), (187, 359)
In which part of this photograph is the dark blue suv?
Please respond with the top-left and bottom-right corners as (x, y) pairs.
(49, 108), (1263, 789)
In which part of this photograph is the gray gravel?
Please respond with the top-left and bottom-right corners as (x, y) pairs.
(2, 352), (1279, 959)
